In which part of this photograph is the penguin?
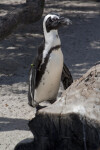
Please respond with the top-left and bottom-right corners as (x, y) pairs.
(28, 14), (73, 108)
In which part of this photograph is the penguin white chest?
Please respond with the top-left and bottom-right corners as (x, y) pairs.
(34, 48), (63, 103)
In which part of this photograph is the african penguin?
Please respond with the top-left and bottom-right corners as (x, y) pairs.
(28, 14), (73, 108)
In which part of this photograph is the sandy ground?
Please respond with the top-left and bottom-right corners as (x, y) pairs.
(0, 0), (100, 150)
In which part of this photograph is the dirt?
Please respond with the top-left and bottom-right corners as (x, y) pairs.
(0, 0), (100, 150)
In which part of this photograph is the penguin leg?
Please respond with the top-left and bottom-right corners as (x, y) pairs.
(48, 98), (56, 104)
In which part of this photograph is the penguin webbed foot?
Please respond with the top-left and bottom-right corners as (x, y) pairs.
(28, 102), (33, 107)
(36, 105), (47, 112)
(48, 99), (56, 104)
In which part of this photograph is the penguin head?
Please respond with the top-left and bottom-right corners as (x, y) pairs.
(43, 14), (72, 33)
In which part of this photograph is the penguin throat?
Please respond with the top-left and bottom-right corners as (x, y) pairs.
(42, 30), (61, 64)
(44, 29), (60, 43)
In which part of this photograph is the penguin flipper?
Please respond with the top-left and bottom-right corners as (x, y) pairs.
(61, 63), (73, 90)
(28, 41), (44, 107)
(28, 58), (37, 107)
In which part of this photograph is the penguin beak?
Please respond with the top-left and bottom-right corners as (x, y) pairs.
(58, 17), (72, 26)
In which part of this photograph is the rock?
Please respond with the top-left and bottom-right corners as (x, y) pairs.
(15, 64), (100, 150)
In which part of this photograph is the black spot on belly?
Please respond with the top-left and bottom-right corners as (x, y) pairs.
(47, 70), (49, 74)
(56, 35), (58, 38)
